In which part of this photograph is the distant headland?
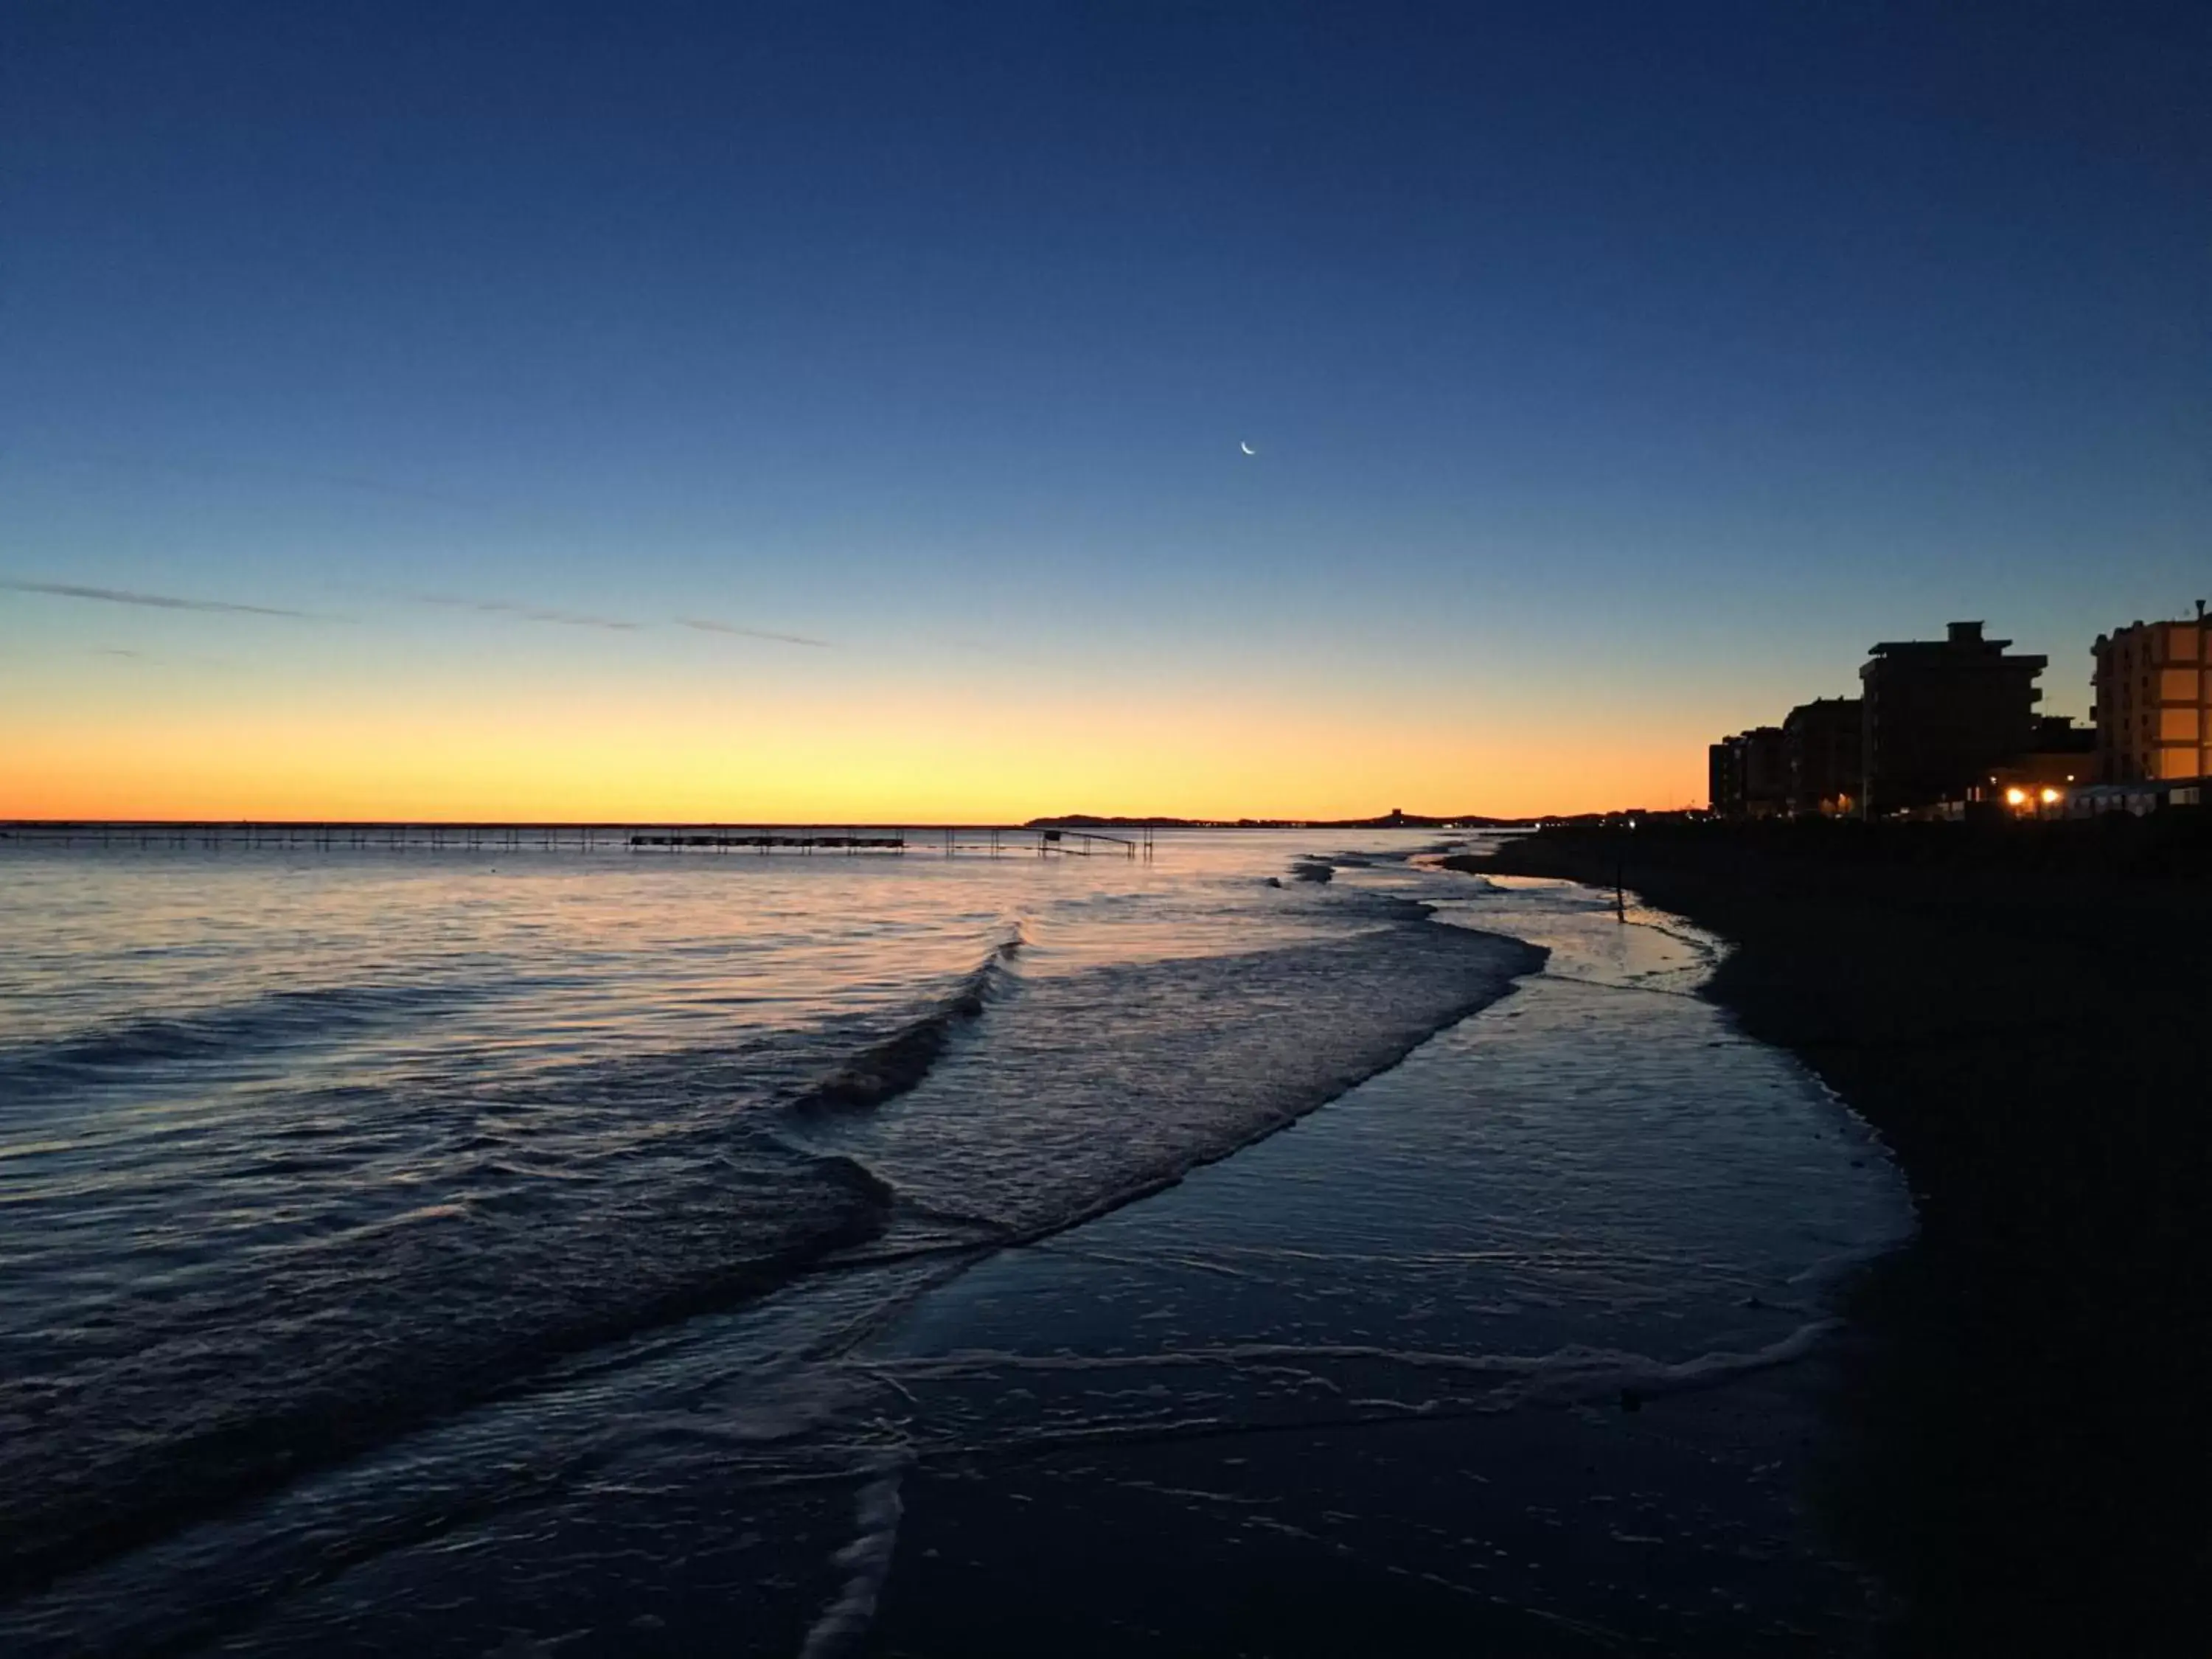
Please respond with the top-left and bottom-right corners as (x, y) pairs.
(1026, 810), (1526, 831)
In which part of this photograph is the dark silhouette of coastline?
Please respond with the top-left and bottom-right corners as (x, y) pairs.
(1026, 811), (1524, 830)
(1463, 815), (2212, 1653)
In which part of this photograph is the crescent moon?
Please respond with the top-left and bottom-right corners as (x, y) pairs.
(1239, 441), (1257, 456)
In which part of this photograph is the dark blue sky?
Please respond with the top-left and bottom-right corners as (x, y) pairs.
(4, 1), (2208, 814)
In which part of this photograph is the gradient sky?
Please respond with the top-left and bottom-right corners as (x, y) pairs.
(4, 1), (2208, 819)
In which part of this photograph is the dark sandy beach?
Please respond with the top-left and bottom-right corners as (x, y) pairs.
(1473, 818), (2212, 1654)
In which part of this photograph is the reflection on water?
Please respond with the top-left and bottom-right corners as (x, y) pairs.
(0, 838), (1911, 1655)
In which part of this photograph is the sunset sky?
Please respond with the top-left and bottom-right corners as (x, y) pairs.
(4, 1), (2207, 821)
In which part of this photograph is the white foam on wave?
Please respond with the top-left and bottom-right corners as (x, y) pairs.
(796, 1469), (906, 1659)
(801, 919), (1547, 1250)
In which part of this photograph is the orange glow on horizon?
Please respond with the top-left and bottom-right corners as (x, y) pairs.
(1, 684), (1708, 823)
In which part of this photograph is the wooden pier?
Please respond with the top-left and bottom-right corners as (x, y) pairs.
(0, 821), (1153, 860)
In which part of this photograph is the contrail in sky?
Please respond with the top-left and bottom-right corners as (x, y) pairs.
(1, 577), (324, 619)
(677, 617), (832, 647)
(408, 594), (641, 631)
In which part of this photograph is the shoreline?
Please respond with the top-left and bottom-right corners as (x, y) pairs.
(1466, 824), (2212, 1652)
(848, 868), (1910, 1655)
(0, 841), (2040, 1654)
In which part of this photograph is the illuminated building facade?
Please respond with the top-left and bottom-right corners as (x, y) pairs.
(2093, 609), (2212, 785)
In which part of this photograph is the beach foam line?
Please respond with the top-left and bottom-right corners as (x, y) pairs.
(849, 1323), (1843, 1413)
(798, 1467), (906, 1659)
(788, 1325), (1852, 1475)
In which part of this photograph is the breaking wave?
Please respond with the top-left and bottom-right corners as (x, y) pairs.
(0, 906), (1540, 1598)
(791, 929), (1021, 1113)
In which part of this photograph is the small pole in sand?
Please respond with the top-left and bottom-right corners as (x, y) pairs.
(1613, 832), (1627, 922)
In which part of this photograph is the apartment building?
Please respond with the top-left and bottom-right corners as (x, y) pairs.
(1860, 622), (2046, 815)
(1708, 726), (1787, 818)
(1781, 696), (1862, 816)
(2093, 608), (2212, 785)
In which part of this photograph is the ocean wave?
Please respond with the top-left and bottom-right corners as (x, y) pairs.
(0, 961), (983, 1601)
(0, 1135), (895, 1598)
(0, 981), (486, 1104)
(0, 914), (1541, 1604)
(790, 931), (1021, 1113)
(801, 919), (1547, 1250)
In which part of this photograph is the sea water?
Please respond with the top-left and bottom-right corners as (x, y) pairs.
(0, 832), (1911, 1653)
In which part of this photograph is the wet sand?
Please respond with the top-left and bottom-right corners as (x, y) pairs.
(1475, 820), (2212, 1654)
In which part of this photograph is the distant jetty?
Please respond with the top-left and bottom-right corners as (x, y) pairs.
(1, 812), (1541, 856)
(0, 821), (1150, 859)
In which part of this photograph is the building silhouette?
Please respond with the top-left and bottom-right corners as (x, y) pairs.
(1781, 696), (1862, 816)
(1707, 740), (1739, 816)
(1708, 726), (1787, 818)
(1860, 622), (2045, 816)
(2093, 608), (2211, 785)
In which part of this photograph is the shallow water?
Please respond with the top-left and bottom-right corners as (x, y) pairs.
(846, 870), (1911, 1652)
(0, 834), (1911, 1653)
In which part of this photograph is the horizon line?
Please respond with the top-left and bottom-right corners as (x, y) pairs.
(0, 813), (1553, 830)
